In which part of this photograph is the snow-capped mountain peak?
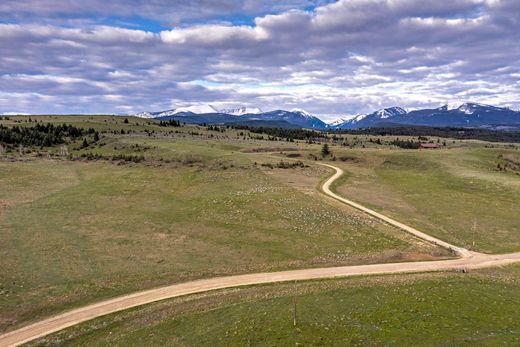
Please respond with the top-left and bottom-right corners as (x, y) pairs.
(134, 104), (219, 118)
(351, 113), (368, 123)
(133, 102), (519, 130)
(445, 102), (465, 111)
(328, 117), (351, 126)
(331, 107), (407, 129)
(459, 102), (502, 114)
(290, 108), (313, 118)
(173, 104), (219, 114)
(134, 111), (156, 119)
(439, 102), (503, 115)
(218, 106), (262, 116)
(458, 103), (477, 115)
(375, 107), (406, 119)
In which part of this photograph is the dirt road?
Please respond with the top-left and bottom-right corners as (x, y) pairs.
(1, 164), (519, 347)
(320, 164), (474, 258)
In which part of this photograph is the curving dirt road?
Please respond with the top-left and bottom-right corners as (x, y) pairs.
(320, 164), (474, 258)
(1, 164), (519, 347)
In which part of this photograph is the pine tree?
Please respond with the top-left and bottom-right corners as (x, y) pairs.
(321, 143), (331, 157)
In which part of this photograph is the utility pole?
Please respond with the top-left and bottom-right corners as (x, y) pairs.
(472, 219), (477, 250)
(293, 280), (298, 347)
(293, 280), (297, 327)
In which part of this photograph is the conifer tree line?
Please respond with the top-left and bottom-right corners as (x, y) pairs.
(158, 119), (181, 127)
(0, 123), (96, 147)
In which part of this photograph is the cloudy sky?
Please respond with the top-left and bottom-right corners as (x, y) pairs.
(1, 0), (519, 120)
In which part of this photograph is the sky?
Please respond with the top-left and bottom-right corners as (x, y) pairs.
(1, 0), (519, 120)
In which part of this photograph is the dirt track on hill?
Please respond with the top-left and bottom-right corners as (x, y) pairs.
(1, 164), (519, 347)
(320, 163), (474, 258)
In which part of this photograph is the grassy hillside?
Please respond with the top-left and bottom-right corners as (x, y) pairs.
(1, 115), (518, 339)
(331, 147), (520, 253)
(30, 265), (520, 346)
(0, 116), (446, 332)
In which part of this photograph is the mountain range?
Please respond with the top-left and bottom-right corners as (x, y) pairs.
(134, 102), (520, 131)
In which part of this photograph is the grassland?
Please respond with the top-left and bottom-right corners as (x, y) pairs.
(29, 264), (520, 346)
(330, 146), (520, 253)
(1, 115), (518, 342)
(0, 116), (446, 332)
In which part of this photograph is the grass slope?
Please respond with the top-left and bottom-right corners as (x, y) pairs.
(30, 265), (520, 346)
(1, 115), (517, 339)
(0, 158), (435, 332)
(332, 147), (520, 253)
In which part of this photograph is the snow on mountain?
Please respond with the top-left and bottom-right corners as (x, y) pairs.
(331, 107), (407, 129)
(458, 103), (476, 115)
(459, 102), (502, 114)
(173, 104), (219, 114)
(290, 108), (313, 118)
(218, 106), (262, 116)
(446, 102), (464, 111)
(2, 112), (31, 116)
(328, 117), (351, 126)
(134, 111), (158, 119)
(134, 104), (219, 118)
(135, 105), (263, 118)
(442, 102), (501, 115)
(351, 114), (368, 123)
(135, 102), (519, 130)
(154, 109), (179, 117)
(375, 107), (406, 119)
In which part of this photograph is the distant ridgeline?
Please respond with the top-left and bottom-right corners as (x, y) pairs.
(135, 102), (520, 131)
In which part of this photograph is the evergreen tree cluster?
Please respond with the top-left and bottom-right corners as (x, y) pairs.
(0, 123), (88, 147)
(158, 120), (181, 127)
(206, 125), (226, 132)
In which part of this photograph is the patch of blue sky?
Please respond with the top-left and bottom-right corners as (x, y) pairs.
(303, 0), (336, 12)
(95, 16), (167, 32)
(203, 14), (257, 26)
(0, 15), (166, 32)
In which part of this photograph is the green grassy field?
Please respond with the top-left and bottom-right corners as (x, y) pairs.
(29, 265), (520, 346)
(1, 115), (519, 342)
(0, 118), (447, 332)
(331, 147), (520, 253)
